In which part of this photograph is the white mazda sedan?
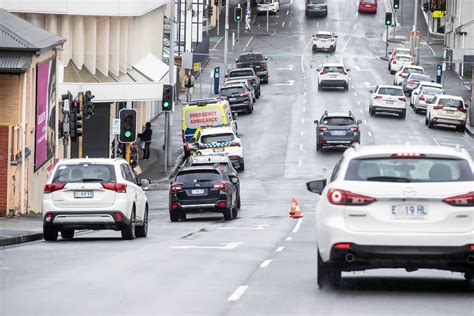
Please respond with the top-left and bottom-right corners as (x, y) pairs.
(42, 158), (150, 241)
(307, 145), (474, 289)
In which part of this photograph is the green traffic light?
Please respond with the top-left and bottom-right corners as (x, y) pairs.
(164, 101), (170, 108)
(124, 131), (132, 138)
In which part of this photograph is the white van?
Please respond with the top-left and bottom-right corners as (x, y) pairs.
(257, 0), (280, 14)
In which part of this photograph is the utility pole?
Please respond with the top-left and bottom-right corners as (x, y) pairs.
(223, 0), (229, 75)
(412, 0), (419, 64)
(78, 92), (84, 158)
(266, 1), (269, 33)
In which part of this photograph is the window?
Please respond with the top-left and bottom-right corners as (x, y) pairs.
(316, 34), (333, 39)
(322, 66), (344, 73)
(322, 117), (355, 126)
(230, 70), (254, 77)
(330, 159), (343, 182)
(345, 158), (472, 182)
(422, 88), (443, 96)
(377, 87), (404, 96)
(201, 133), (235, 144)
(438, 98), (464, 108)
(176, 171), (222, 183)
(52, 164), (116, 183)
(238, 54), (264, 62)
(408, 74), (431, 82)
(220, 87), (245, 96)
(126, 164), (137, 184)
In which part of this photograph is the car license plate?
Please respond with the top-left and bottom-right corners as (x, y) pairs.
(385, 100), (394, 104)
(191, 189), (205, 195)
(213, 148), (225, 152)
(330, 75), (337, 78)
(391, 205), (427, 219)
(229, 97), (236, 101)
(331, 130), (346, 136)
(445, 110), (455, 114)
(74, 191), (94, 199)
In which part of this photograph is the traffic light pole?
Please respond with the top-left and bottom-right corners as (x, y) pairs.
(237, 4), (241, 44)
(385, 25), (389, 59)
(223, 0), (229, 76)
(267, 4), (269, 33)
(412, 0), (419, 64)
(164, 112), (170, 173)
(78, 92), (84, 158)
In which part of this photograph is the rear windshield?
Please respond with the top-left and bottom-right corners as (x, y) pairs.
(176, 171), (221, 183)
(403, 68), (423, 74)
(308, 0), (326, 3)
(238, 54), (264, 62)
(316, 34), (333, 39)
(362, 0), (375, 3)
(438, 99), (464, 108)
(422, 88), (443, 96)
(52, 164), (116, 183)
(229, 70), (253, 77)
(397, 56), (413, 61)
(220, 87), (245, 96)
(345, 158), (472, 182)
(408, 74), (431, 81)
(322, 117), (354, 126)
(377, 87), (404, 96)
(322, 66), (344, 73)
(201, 133), (235, 144)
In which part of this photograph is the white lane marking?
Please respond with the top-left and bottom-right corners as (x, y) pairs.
(301, 38), (313, 73)
(301, 118), (305, 123)
(433, 138), (441, 146)
(292, 217), (303, 233)
(316, 22), (319, 27)
(406, 141), (411, 145)
(171, 242), (242, 250)
(351, 85), (355, 89)
(219, 225), (270, 230)
(364, 81), (372, 87)
(363, 119), (368, 124)
(286, 10), (289, 15)
(303, 91), (306, 96)
(357, 100), (361, 105)
(244, 36), (254, 49)
(228, 286), (248, 302)
(368, 131), (373, 137)
(353, 24), (358, 30)
(353, 92), (358, 97)
(260, 259), (273, 268)
(302, 107), (306, 113)
(299, 144), (303, 151)
(276, 246), (285, 252)
(304, 83), (306, 87)
(359, 109), (363, 113)
(212, 37), (223, 50)
(341, 36), (352, 53)
(303, 76), (306, 80)
(298, 159), (302, 167)
(282, 21), (285, 27)
(286, 237), (293, 241)
(300, 130), (304, 136)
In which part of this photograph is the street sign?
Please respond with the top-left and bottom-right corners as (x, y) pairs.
(193, 62), (201, 72)
(112, 119), (121, 135)
(182, 52), (193, 70)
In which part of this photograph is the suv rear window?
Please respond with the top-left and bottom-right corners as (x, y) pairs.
(176, 170), (221, 183)
(322, 66), (344, 73)
(408, 74), (430, 81)
(229, 70), (254, 77)
(403, 67), (423, 74)
(316, 34), (332, 39)
(238, 54), (264, 62)
(438, 98), (464, 108)
(220, 86), (245, 96)
(397, 56), (413, 62)
(201, 133), (235, 144)
(377, 87), (404, 96)
(422, 88), (443, 96)
(322, 117), (354, 125)
(52, 164), (116, 183)
(345, 158), (472, 182)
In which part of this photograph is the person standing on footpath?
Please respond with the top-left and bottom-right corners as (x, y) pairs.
(184, 71), (195, 102)
(138, 122), (152, 160)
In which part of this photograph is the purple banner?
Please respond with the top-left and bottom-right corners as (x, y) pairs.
(35, 59), (56, 171)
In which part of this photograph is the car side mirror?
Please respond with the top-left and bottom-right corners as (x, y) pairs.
(335, 35), (338, 38)
(432, 80), (435, 82)
(235, 59), (238, 62)
(357, 120), (362, 125)
(316, 68), (320, 72)
(306, 179), (327, 195)
(140, 178), (151, 188)
(413, 92), (418, 95)
(313, 120), (319, 124)
(465, 104), (469, 108)
(369, 90), (373, 94)
(225, 74), (228, 78)
(346, 68), (351, 71)
(264, 56), (268, 60)
(230, 177), (238, 184)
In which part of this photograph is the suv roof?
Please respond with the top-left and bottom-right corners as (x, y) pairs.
(316, 31), (333, 36)
(190, 155), (232, 164)
(229, 68), (255, 73)
(321, 63), (345, 67)
(343, 145), (469, 160)
(57, 158), (126, 165)
(199, 126), (235, 136)
(185, 98), (228, 107)
(323, 111), (354, 117)
(179, 166), (221, 173)
(436, 94), (464, 101)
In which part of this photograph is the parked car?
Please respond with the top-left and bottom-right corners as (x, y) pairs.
(307, 145), (474, 289)
(317, 63), (350, 90)
(235, 52), (269, 83)
(412, 86), (444, 114)
(393, 65), (425, 85)
(42, 158), (151, 241)
(314, 111), (362, 152)
(227, 68), (262, 94)
(169, 166), (239, 221)
(425, 95), (468, 132)
(225, 78), (257, 101)
(389, 54), (415, 74)
(389, 47), (412, 62)
(358, 0), (377, 13)
(219, 83), (254, 114)
(305, 0), (328, 17)
(369, 85), (407, 118)
(409, 81), (443, 106)
(256, 0), (280, 14)
(312, 31), (337, 52)
(402, 73), (432, 95)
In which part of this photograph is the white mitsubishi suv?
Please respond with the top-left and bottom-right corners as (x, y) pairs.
(42, 158), (151, 241)
(317, 63), (350, 91)
(307, 145), (474, 289)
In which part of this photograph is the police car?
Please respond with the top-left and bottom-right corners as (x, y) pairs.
(189, 127), (245, 171)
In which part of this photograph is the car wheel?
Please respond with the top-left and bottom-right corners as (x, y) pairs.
(121, 210), (136, 240)
(237, 193), (241, 209)
(239, 161), (245, 171)
(369, 106), (375, 116)
(232, 205), (238, 219)
(466, 273), (474, 290)
(318, 83), (322, 91)
(428, 118), (434, 129)
(179, 212), (187, 221)
(425, 117), (429, 125)
(169, 209), (179, 222)
(399, 110), (406, 119)
(61, 229), (74, 239)
(344, 83), (349, 91)
(43, 226), (58, 241)
(223, 207), (232, 221)
(317, 251), (341, 289)
(457, 125), (466, 132)
(316, 143), (322, 152)
(135, 206), (148, 238)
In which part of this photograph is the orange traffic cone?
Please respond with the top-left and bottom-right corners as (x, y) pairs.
(289, 198), (303, 218)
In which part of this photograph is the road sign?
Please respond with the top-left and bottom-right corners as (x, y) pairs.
(182, 52), (193, 70)
(112, 119), (121, 135)
(193, 62), (201, 72)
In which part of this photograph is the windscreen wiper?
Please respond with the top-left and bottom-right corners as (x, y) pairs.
(366, 176), (411, 182)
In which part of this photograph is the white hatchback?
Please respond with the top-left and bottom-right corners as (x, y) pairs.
(42, 158), (150, 241)
(312, 31), (337, 52)
(393, 65), (425, 85)
(412, 85), (444, 113)
(307, 145), (474, 289)
(389, 54), (414, 74)
(369, 85), (407, 118)
(426, 95), (468, 132)
(317, 63), (350, 90)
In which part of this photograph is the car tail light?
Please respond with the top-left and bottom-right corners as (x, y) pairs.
(327, 189), (376, 206)
(170, 202), (180, 209)
(443, 192), (474, 207)
(340, 71), (347, 75)
(101, 182), (127, 193)
(230, 140), (241, 147)
(334, 243), (351, 249)
(392, 60), (397, 64)
(114, 212), (123, 221)
(217, 201), (227, 208)
(170, 183), (183, 193)
(262, 63), (268, 70)
(43, 183), (65, 193)
(419, 95), (425, 101)
(411, 62), (415, 65)
(398, 97), (406, 101)
(433, 105), (443, 110)
(391, 152), (425, 158)
(458, 107), (467, 113)
(213, 182), (228, 190)
(240, 92), (249, 97)
(350, 126), (359, 132)
(374, 96), (383, 100)
(469, 245), (474, 251)
(45, 213), (54, 223)
(319, 125), (328, 132)
(407, 80), (415, 85)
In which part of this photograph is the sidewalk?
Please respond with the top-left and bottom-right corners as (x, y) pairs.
(0, 215), (43, 247)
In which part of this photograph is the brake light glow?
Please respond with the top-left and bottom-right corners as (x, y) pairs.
(458, 107), (467, 113)
(45, 213), (54, 223)
(334, 243), (351, 249)
(398, 97), (406, 101)
(240, 92), (249, 97)
(392, 60), (397, 64)
(319, 126), (328, 132)
(170, 183), (183, 193)
(407, 80), (415, 85)
(327, 189), (376, 206)
(419, 95), (425, 101)
(213, 182), (228, 190)
(101, 182), (127, 193)
(43, 183), (65, 193)
(443, 192), (474, 207)
(217, 201), (227, 208)
(114, 212), (123, 221)
(392, 152), (425, 158)
(374, 96), (383, 100)
(469, 245), (474, 250)
(262, 63), (268, 70)
(433, 105), (443, 110)
(171, 202), (180, 209)
(350, 126), (359, 132)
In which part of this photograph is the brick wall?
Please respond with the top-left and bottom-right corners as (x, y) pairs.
(0, 125), (9, 217)
(0, 74), (20, 125)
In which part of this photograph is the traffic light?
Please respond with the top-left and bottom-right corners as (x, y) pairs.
(70, 100), (83, 142)
(61, 91), (72, 113)
(162, 84), (173, 112)
(208, 5), (213, 16)
(119, 109), (137, 143)
(423, 2), (429, 11)
(234, 6), (242, 23)
(385, 12), (393, 26)
(393, 0), (400, 9)
(84, 90), (95, 119)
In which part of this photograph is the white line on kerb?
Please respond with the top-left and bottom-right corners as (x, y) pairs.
(299, 144), (303, 151)
(357, 100), (361, 105)
(228, 286), (248, 302)
(286, 10), (289, 15)
(353, 92), (358, 97)
(359, 109), (363, 113)
(301, 118), (305, 123)
(300, 130), (304, 136)
(286, 237), (293, 241)
(302, 107), (306, 113)
(245, 36), (254, 49)
(260, 259), (272, 268)
(292, 217), (303, 233)
(298, 159), (302, 167)
(276, 247), (285, 252)
(282, 21), (285, 27)
(363, 119), (368, 124)
(368, 131), (373, 137)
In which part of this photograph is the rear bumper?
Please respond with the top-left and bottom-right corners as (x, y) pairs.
(372, 105), (406, 113)
(229, 101), (252, 112)
(318, 137), (359, 146)
(358, 6), (377, 13)
(329, 244), (474, 273)
(431, 116), (466, 126)
(256, 72), (269, 80)
(170, 198), (229, 213)
(305, 8), (327, 16)
(320, 79), (347, 87)
(43, 211), (130, 230)
(313, 44), (335, 51)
